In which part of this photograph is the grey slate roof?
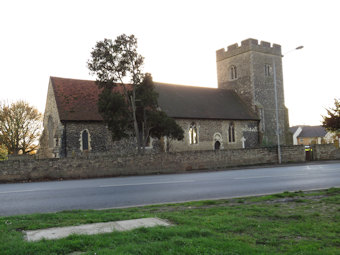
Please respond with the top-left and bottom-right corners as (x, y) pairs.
(154, 82), (259, 120)
(290, 125), (327, 138)
(289, 126), (299, 134)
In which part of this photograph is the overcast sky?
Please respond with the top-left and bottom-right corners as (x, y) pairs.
(1, 0), (339, 126)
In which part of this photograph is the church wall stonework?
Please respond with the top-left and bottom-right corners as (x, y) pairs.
(216, 38), (290, 146)
(64, 121), (139, 156)
(169, 119), (259, 152)
(65, 121), (112, 156)
(217, 51), (254, 109)
(39, 79), (64, 158)
(41, 118), (258, 158)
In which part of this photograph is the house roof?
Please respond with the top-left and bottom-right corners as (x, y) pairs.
(50, 77), (259, 122)
(290, 125), (327, 138)
(289, 126), (299, 134)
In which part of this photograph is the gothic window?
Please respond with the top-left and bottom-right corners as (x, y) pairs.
(80, 129), (91, 151)
(228, 122), (235, 143)
(265, 64), (271, 76)
(189, 122), (198, 144)
(230, 65), (238, 80)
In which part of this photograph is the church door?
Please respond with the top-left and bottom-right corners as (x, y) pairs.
(214, 141), (221, 150)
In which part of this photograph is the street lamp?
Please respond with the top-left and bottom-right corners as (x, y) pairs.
(274, 45), (303, 164)
(283, 46), (304, 57)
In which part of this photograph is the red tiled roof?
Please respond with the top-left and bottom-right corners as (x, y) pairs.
(51, 77), (104, 121)
(51, 76), (259, 122)
(51, 77), (133, 121)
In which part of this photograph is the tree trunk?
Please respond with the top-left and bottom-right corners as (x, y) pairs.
(130, 93), (141, 154)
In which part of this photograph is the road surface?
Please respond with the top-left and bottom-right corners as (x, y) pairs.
(0, 162), (339, 216)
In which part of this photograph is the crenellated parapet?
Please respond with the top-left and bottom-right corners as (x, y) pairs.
(216, 38), (282, 61)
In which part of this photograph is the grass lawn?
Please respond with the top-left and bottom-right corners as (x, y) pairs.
(0, 188), (339, 255)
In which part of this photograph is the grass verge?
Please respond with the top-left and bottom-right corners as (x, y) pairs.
(0, 188), (339, 254)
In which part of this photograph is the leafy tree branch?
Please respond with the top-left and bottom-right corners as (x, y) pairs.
(322, 98), (340, 132)
(88, 34), (183, 153)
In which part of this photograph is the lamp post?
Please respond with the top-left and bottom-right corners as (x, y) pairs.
(274, 45), (303, 164)
(283, 46), (304, 57)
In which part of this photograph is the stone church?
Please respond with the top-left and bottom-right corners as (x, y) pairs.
(39, 38), (291, 158)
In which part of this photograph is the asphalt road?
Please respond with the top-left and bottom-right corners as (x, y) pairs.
(1, 162), (340, 216)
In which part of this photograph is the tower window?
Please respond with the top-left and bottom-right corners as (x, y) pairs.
(265, 64), (271, 76)
(228, 122), (235, 143)
(230, 65), (238, 80)
(189, 122), (198, 144)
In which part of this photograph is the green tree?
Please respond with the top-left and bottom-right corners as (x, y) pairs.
(322, 98), (340, 132)
(0, 101), (42, 155)
(148, 110), (184, 152)
(97, 88), (130, 141)
(88, 34), (184, 153)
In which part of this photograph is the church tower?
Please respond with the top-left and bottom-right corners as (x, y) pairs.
(216, 38), (291, 146)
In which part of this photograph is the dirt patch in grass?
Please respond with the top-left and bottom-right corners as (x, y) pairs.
(144, 190), (339, 214)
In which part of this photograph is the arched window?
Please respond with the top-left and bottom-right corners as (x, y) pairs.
(80, 129), (91, 151)
(228, 122), (235, 143)
(189, 122), (198, 144)
(230, 65), (237, 80)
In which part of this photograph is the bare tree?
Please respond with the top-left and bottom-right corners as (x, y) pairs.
(0, 101), (42, 155)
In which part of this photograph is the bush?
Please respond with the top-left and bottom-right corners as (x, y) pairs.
(0, 144), (8, 160)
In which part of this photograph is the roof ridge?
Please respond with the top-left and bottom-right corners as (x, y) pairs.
(50, 76), (96, 82)
(154, 82), (217, 90)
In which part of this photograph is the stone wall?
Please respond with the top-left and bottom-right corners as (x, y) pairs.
(0, 145), (306, 183)
(312, 144), (340, 160)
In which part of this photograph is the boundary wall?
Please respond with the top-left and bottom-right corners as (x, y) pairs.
(1, 145), (339, 183)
